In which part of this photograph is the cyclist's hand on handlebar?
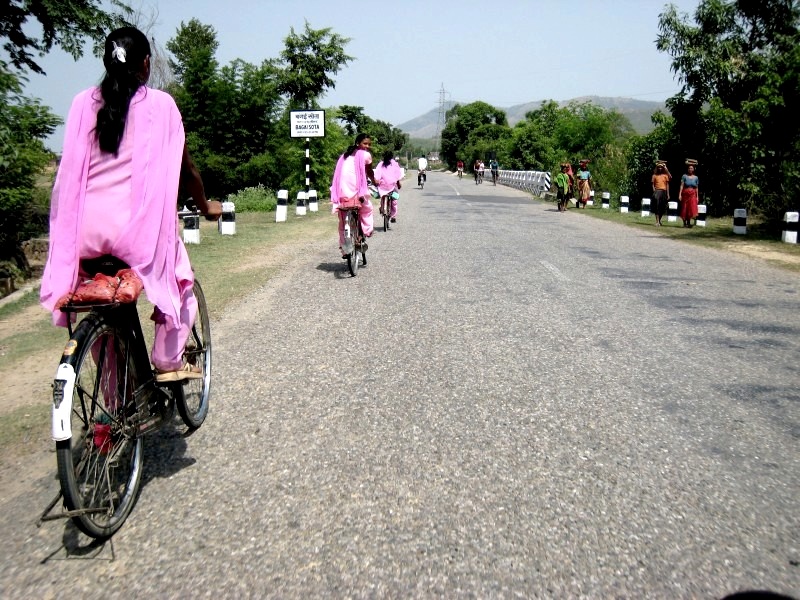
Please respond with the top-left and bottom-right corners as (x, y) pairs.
(204, 200), (223, 221)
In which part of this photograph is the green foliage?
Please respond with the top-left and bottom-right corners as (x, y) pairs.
(1, 0), (132, 75)
(440, 101), (509, 169)
(276, 21), (353, 110)
(656, 0), (800, 222)
(0, 0), (130, 267)
(226, 185), (276, 212)
(0, 63), (60, 270)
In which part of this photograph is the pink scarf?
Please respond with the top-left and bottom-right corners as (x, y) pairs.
(329, 148), (369, 205)
(40, 86), (189, 327)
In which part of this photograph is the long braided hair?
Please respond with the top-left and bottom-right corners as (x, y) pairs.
(95, 27), (151, 155)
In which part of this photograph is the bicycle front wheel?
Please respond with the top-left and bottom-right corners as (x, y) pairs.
(176, 279), (212, 428)
(55, 313), (143, 539)
(347, 210), (360, 277)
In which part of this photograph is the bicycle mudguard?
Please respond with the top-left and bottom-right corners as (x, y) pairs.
(52, 362), (76, 441)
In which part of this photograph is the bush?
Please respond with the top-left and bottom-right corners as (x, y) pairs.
(226, 185), (277, 212)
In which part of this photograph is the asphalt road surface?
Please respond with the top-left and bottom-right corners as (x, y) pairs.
(2, 172), (798, 598)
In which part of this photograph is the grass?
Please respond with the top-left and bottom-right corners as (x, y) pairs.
(550, 199), (800, 272)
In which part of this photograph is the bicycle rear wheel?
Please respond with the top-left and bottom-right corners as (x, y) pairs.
(347, 210), (361, 277)
(176, 279), (212, 428)
(55, 313), (143, 539)
(383, 198), (390, 232)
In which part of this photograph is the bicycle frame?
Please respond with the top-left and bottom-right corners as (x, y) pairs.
(53, 299), (170, 441)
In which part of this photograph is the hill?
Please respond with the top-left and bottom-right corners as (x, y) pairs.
(397, 96), (667, 138)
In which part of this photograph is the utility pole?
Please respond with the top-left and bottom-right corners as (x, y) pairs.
(434, 83), (448, 159)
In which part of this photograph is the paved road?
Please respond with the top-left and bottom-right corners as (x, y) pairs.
(2, 172), (798, 598)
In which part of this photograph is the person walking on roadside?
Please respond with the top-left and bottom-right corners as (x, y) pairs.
(679, 160), (699, 228)
(375, 150), (403, 223)
(652, 160), (672, 226)
(576, 159), (592, 208)
(555, 163), (571, 212)
(330, 133), (377, 257)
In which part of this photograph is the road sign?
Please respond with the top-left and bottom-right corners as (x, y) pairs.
(289, 110), (325, 138)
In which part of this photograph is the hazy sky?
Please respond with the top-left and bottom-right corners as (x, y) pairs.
(20, 0), (700, 150)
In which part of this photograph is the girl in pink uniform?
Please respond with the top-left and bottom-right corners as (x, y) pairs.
(330, 133), (378, 256)
(40, 27), (221, 381)
(374, 150), (403, 222)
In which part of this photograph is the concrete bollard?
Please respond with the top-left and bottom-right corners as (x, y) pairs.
(733, 208), (747, 234)
(276, 189), (288, 222)
(219, 201), (235, 235)
(696, 204), (707, 227)
(667, 201), (678, 223)
(182, 214), (200, 244)
(601, 191), (610, 209)
(641, 198), (651, 217)
(308, 190), (319, 212)
(620, 195), (629, 213)
(296, 191), (307, 216)
(782, 212), (799, 243)
(587, 190), (594, 206)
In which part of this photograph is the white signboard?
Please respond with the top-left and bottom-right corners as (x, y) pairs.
(289, 110), (326, 138)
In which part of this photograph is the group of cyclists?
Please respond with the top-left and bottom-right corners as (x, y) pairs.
(460, 158), (499, 185)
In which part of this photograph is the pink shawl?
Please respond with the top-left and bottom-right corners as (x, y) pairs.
(329, 148), (369, 205)
(374, 159), (402, 195)
(40, 86), (190, 328)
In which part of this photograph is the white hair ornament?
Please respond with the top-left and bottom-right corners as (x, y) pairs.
(111, 41), (127, 63)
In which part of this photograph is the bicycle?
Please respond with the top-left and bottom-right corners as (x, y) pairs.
(38, 211), (212, 539)
(492, 169), (498, 186)
(381, 189), (399, 232)
(339, 197), (368, 277)
(417, 170), (426, 189)
(474, 170), (483, 185)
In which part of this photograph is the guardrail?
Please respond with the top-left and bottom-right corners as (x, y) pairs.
(496, 170), (552, 196)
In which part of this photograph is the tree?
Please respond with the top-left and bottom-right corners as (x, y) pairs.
(0, 0), (132, 273)
(276, 21), (353, 109)
(1, 0), (132, 75)
(0, 66), (60, 274)
(657, 0), (800, 220)
(440, 101), (508, 169)
(337, 105), (367, 137)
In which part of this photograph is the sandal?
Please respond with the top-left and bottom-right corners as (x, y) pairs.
(155, 363), (202, 382)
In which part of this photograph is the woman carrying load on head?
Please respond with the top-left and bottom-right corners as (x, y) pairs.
(679, 160), (699, 228)
(576, 159), (592, 208)
(651, 160), (672, 227)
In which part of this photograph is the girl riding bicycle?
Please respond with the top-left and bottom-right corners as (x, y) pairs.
(40, 27), (221, 382)
(374, 150), (403, 223)
(330, 133), (378, 257)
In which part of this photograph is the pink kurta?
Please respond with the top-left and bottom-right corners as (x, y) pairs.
(374, 159), (402, 196)
(41, 86), (191, 329)
(330, 149), (373, 246)
(40, 86), (194, 370)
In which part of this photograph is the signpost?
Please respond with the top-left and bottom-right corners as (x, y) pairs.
(289, 110), (326, 215)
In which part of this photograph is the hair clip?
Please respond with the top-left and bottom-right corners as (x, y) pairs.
(111, 41), (127, 64)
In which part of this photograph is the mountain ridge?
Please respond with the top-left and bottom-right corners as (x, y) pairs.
(398, 95), (667, 138)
